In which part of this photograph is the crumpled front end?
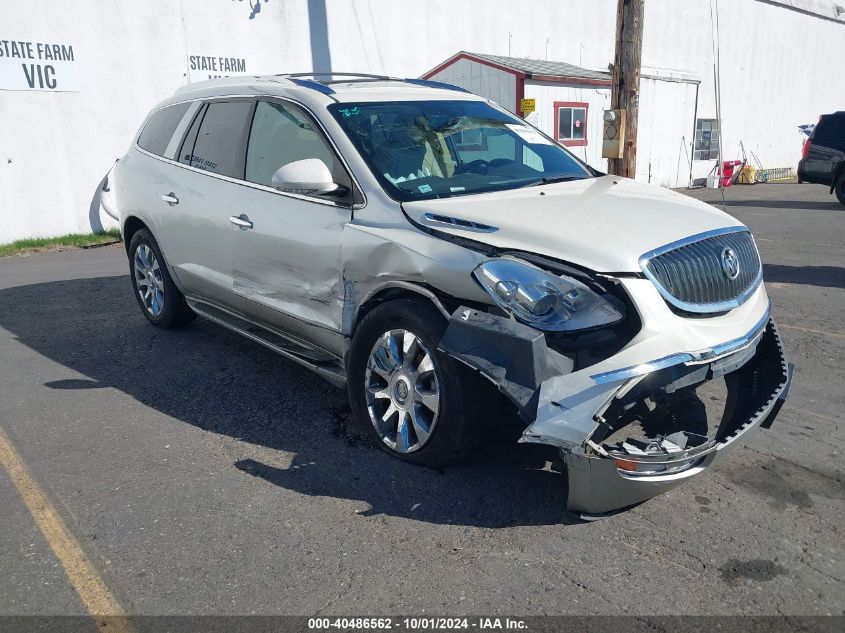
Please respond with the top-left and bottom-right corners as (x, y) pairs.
(439, 277), (792, 517)
(560, 319), (791, 516)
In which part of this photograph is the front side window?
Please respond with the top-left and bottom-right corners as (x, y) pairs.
(245, 100), (352, 197)
(137, 103), (191, 157)
(554, 102), (588, 147)
(694, 118), (720, 161)
(184, 100), (253, 177)
(329, 100), (591, 201)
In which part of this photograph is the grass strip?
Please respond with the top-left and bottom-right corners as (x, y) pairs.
(0, 230), (122, 258)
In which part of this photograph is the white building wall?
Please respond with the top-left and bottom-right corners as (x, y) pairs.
(1, 0), (843, 243)
(636, 77), (701, 188)
(0, 0), (318, 244)
(643, 0), (845, 180)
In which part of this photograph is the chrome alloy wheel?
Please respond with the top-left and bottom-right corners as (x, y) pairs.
(364, 329), (441, 453)
(133, 243), (165, 317)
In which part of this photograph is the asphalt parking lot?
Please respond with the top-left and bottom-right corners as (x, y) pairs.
(0, 182), (843, 618)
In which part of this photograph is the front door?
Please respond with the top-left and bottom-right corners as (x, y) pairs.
(229, 99), (358, 356)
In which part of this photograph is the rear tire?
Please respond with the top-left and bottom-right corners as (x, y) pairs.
(347, 298), (478, 467)
(835, 176), (845, 207)
(128, 229), (195, 328)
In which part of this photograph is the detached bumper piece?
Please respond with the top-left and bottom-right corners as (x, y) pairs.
(438, 308), (574, 419)
(565, 320), (792, 516)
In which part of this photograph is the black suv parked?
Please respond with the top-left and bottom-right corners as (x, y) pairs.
(798, 111), (845, 206)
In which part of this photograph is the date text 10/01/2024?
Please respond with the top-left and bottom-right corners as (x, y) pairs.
(307, 618), (529, 630)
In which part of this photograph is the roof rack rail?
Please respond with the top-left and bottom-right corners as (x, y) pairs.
(286, 77), (337, 96)
(277, 72), (473, 96)
(402, 78), (472, 93)
(281, 72), (396, 82)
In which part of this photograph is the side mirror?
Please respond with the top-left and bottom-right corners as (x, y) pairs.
(271, 159), (346, 197)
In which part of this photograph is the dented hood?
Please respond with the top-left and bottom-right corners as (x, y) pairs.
(403, 175), (743, 273)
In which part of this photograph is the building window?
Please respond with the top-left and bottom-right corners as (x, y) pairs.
(554, 102), (588, 147)
(694, 118), (720, 161)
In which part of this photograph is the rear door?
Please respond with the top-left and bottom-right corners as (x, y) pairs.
(123, 101), (194, 251)
(155, 98), (255, 305)
(229, 98), (359, 354)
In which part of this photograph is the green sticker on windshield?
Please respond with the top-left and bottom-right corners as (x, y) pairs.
(339, 107), (360, 118)
(418, 184), (433, 193)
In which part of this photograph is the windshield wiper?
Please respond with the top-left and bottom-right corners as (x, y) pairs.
(523, 175), (585, 188)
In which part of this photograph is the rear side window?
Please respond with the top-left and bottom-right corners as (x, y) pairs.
(137, 103), (191, 157)
(185, 101), (254, 178)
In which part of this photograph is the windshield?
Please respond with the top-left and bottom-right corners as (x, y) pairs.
(328, 100), (592, 201)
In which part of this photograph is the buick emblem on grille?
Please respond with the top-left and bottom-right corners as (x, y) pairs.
(642, 230), (760, 313)
(720, 247), (740, 280)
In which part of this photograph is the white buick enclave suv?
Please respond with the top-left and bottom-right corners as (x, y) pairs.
(102, 73), (792, 517)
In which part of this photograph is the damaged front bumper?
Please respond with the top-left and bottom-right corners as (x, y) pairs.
(563, 318), (792, 516)
(439, 304), (792, 517)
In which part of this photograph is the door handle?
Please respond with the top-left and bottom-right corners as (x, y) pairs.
(161, 192), (179, 205)
(229, 214), (254, 230)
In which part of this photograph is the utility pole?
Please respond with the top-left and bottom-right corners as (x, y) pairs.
(608, 0), (645, 178)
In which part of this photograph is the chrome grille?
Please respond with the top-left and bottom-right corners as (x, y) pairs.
(641, 228), (762, 313)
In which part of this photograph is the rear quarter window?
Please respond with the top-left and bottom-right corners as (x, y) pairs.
(137, 103), (191, 157)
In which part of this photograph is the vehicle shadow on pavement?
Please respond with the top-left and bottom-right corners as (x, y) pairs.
(763, 264), (845, 290)
(0, 275), (583, 528)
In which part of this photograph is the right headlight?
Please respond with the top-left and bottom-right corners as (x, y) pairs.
(473, 257), (624, 332)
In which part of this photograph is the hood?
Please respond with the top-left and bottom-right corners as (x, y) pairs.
(402, 176), (743, 273)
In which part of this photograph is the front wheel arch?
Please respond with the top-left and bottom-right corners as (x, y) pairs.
(346, 297), (480, 467)
(347, 283), (453, 340)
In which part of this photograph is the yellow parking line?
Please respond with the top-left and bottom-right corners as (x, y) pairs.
(0, 426), (132, 632)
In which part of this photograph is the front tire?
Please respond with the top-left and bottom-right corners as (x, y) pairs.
(347, 299), (477, 467)
(128, 229), (195, 328)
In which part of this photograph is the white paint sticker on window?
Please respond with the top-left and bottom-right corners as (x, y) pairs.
(506, 124), (553, 145)
(0, 39), (79, 92)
